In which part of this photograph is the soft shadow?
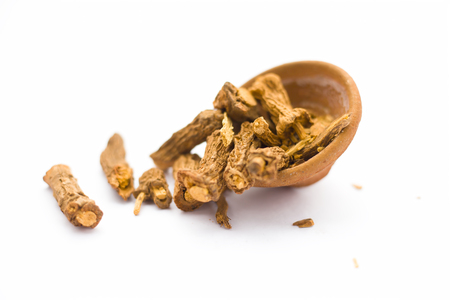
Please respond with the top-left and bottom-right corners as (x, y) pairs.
(224, 186), (312, 228)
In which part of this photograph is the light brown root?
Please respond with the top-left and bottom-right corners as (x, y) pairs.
(150, 110), (224, 170)
(133, 193), (146, 216)
(293, 218), (314, 228)
(43, 164), (103, 228)
(247, 147), (289, 181)
(215, 195), (231, 229)
(76, 211), (97, 227)
(132, 168), (172, 213)
(100, 134), (134, 200)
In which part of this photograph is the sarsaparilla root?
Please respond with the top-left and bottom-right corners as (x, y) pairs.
(249, 73), (313, 142)
(294, 114), (350, 162)
(173, 153), (204, 212)
(224, 121), (260, 194)
(150, 73), (352, 229)
(215, 194), (231, 229)
(44, 164), (103, 228)
(100, 133), (134, 200)
(150, 110), (224, 170)
(247, 146), (289, 182)
(177, 126), (234, 204)
(213, 82), (260, 123)
(133, 168), (172, 215)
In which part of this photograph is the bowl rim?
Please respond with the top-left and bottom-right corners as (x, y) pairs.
(241, 60), (362, 187)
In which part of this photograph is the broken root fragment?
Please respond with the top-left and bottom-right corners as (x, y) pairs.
(43, 164), (103, 228)
(213, 82), (260, 123)
(296, 114), (351, 160)
(173, 154), (204, 212)
(215, 194), (231, 229)
(100, 133), (134, 200)
(177, 129), (233, 204)
(132, 168), (172, 215)
(224, 122), (260, 194)
(250, 73), (313, 140)
(150, 110), (224, 170)
(253, 117), (281, 147)
(293, 218), (314, 228)
(247, 147), (289, 181)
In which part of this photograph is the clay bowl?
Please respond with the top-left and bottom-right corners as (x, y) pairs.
(241, 61), (362, 188)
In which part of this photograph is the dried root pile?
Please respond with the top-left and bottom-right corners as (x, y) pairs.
(43, 73), (349, 229)
(150, 73), (351, 228)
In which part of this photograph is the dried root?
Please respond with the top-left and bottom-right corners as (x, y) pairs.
(149, 72), (352, 229)
(150, 110), (224, 170)
(293, 218), (314, 228)
(173, 154), (204, 212)
(224, 122), (260, 194)
(213, 82), (260, 123)
(133, 168), (172, 215)
(295, 114), (350, 161)
(247, 147), (289, 181)
(177, 128), (233, 204)
(253, 117), (281, 147)
(43, 165), (103, 228)
(250, 73), (312, 140)
(215, 194), (231, 229)
(100, 133), (134, 200)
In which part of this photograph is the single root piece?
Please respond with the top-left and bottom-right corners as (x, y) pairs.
(150, 110), (224, 170)
(213, 82), (260, 123)
(177, 129), (233, 204)
(253, 117), (281, 147)
(173, 154), (204, 212)
(215, 194), (231, 229)
(43, 164), (103, 228)
(224, 122), (260, 194)
(247, 146), (289, 181)
(296, 114), (350, 160)
(293, 218), (314, 228)
(133, 168), (172, 215)
(100, 133), (134, 200)
(250, 73), (312, 140)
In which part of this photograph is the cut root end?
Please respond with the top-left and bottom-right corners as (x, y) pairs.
(188, 186), (211, 203)
(76, 211), (97, 227)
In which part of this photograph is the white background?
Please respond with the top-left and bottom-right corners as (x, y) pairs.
(0, 1), (449, 299)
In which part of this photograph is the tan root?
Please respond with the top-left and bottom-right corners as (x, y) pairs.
(177, 129), (233, 204)
(43, 165), (103, 228)
(215, 194), (231, 229)
(213, 82), (260, 123)
(224, 122), (260, 194)
(150, 110), (224, 170)
(250, 73), (313, 140)
(293, 218), (314, 228)
(295, 114), (350, 161)
(173, 154), (204, 212)
(253, 117), (281, 147)
(100, 133), (134, 200)
(133, 168), (172, 215)
(247, 146), (289, 181)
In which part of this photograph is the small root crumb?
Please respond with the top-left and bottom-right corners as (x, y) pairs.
(353, 258), (359, 268)
(352, 184), (362, 190)
(293, 218), (314, 228)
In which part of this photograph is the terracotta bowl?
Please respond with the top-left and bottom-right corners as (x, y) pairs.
(241, 61), (362, 188)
